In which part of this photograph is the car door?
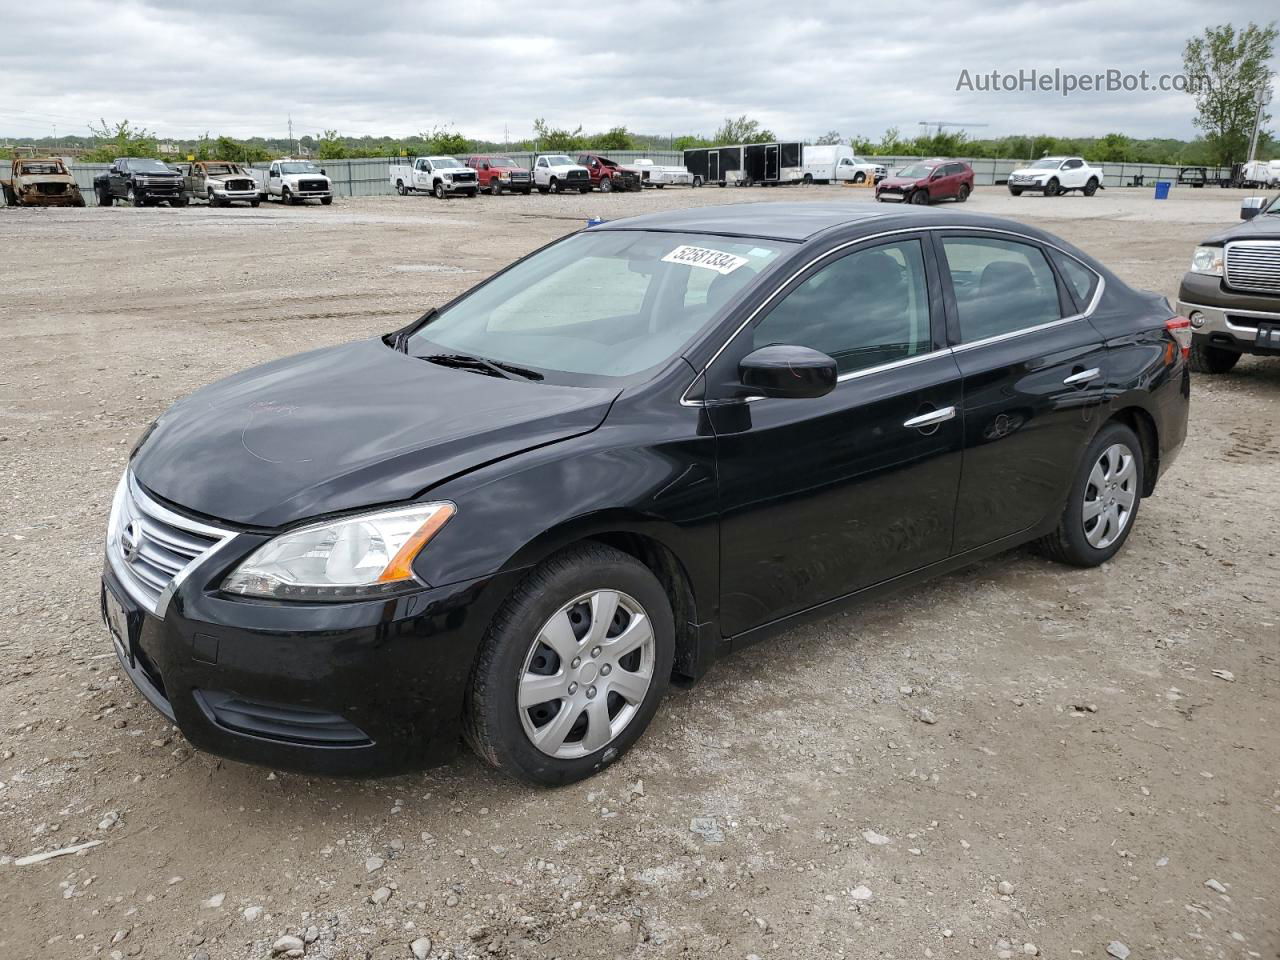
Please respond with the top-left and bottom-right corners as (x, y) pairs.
(110, 161), (127, 198)
(1061, 158), (1085, 188)
(935, 231), (1109, 553)
(268, 163), (281, 195)
(708, 234), (964, 637)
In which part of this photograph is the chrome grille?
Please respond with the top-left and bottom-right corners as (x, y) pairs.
(106, 471), (233, 616)
(1225, 241), (1280, 294)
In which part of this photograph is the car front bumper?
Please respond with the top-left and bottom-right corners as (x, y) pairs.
(101, 559), (521, 777)
(212, 189), (260, 202)
(1178, 271), (1280, 354)
(1008, 179), (1050, 191)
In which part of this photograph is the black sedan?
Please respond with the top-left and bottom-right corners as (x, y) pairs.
(103, 203), (1191, 784)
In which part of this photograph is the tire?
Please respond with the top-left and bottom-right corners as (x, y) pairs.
(208, 190), (221, 207)
(95, 186), (113, 207)
(127, 186), (143, 207)
(692, 176), (702, 188)
(1009, 187), (1022, 196)
(521, 188), (532, 195)
(395, 180), (406, 196)
(464, 544), (674, 785)
(579, 185), (590, 194)
(172, 194), (188, 207)
(718, 181), (726, 188)
(74, 193), (86, 208)
(599, 176), (613, 193)
(853, 172), (866, 184)
(1045, 178), (1060, 197)
(490, 178), (502, 197)
(282, 187), (293, 205)
(250, 199), (260, 208)
(548, 178), (560, 194)
(1083, 178), (1099, 197)
(1035, 422), (1143, 568)
(465, 189), (477, 198)
(434, 181), (446, 199)
(321, 196), (333, 205)
(537, 186), (549, 194)
(1189, 334), (1240, 374)
(802, 173), (813, 185)
(910, 189), (930, 205)
(2, 184), (16, 206)
(956, 184), (970, 203)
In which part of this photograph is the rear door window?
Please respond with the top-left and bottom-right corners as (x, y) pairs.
(941, 236), (1065, 343)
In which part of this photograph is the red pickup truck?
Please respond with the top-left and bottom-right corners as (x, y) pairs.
(576, 154), (642, 192)
(463, 156), (533, 195)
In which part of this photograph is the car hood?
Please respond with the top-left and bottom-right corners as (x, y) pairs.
(1203, 212), (1280, 244)
(1010, 167), (1052, 177)
(132, 338), (618, 528)
(878, 175), (924, 188)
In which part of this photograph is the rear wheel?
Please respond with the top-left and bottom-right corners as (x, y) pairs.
(956, 184), (970, 202)
(96, 186), (113, 207)
(692, 176), (702, 188)
(2, 184), (17, 206)
(1083, 177), (1099, 197)
(464, 544), (674, 785)
(1035, 422), (1143, 567)
(395, 179), (406, 195)
(1189, 335), (1240, 374)
(802, 173), (813, 185)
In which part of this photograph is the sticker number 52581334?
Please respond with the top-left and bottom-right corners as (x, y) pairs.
(661, 245), (749, 275)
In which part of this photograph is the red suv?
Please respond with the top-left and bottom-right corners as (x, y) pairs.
(463, 156), (533, 196)
(875, 159), (973, 205)
(576, 155), (641, 192)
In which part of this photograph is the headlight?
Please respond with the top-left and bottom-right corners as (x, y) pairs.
(1190, 246), (1224, 276)
(222, 502), (455, 601)
(443, 173), (453, 180)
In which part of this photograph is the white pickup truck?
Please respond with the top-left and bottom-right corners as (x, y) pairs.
(532, 155), (591, 194)
(251, 159), (334, 205)
(625, 158), (696, 188)
(1007, 156), (1104, 197)
(389, 157), (479, 198)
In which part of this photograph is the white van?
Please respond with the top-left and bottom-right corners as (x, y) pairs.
(801, 145), (886, 184)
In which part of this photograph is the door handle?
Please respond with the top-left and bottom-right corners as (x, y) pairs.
(903, 406), (956, 429)
(1063, 367), (1100, 386)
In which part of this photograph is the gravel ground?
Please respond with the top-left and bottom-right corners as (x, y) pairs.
(1, 185), (1278, 960)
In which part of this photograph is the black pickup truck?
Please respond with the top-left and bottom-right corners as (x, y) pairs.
(1178, 195), (1280, 372)
(94, 158), (187, 207)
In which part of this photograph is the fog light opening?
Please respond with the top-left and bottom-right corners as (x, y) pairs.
(1189, 311), (1206, 329)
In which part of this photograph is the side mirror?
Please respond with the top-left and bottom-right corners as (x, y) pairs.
(1241, 196), (1266, 221)
(320, 168), (327, 176)
(739, 345), (837, 400)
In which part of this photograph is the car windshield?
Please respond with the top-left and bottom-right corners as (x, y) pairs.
(406, 231), (787, 383)
(129, 159), (172, 173)
(432, 157), (464, 169)
(1031, 159), (1062, 169)
(896, 163), (936, 178)
(544, 155), (573, 165)
(1264, 195), (1280, 215)
(279, 162), (320, 174)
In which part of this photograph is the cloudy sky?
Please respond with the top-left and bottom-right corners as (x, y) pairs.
(1, 0), (1275, 143)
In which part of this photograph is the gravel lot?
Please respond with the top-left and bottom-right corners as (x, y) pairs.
(1, 185), (1278, 960)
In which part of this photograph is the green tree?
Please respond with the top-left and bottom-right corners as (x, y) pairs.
(421, 125), (470, 155)
(672, 134), (712, 151)
(875, 126), (912, 154)
(84, 119), (158, 161)
(315, 130), (348, 160)
(815, 130), (843, 145)
(590, 126), (635, 151)
(533, 118), (586, 151)
(1088, 132), (1135, 163)
(1183, 21), (1278, 165)
(712, 115), (776, 144)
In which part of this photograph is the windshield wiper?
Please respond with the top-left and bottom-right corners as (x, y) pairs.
(419, 353), (544, 382)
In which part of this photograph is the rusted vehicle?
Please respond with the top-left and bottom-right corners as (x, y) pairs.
(179, 161), (261, 207)
(1, 157), (86, 207)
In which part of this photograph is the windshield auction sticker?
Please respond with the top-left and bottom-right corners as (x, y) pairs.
(661, 245), (749, 274)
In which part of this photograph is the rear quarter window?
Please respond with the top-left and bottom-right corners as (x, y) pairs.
(1050, 251), (1101, 310)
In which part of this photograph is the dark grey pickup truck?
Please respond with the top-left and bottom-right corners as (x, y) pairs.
(1178, 195), (1280, 372)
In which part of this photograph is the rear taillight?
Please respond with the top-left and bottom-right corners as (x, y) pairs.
(1166, 316), (1192, 359)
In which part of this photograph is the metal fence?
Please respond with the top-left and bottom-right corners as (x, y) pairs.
(59, 153), (1236, 205)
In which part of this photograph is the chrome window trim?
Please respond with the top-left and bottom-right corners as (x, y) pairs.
(680, 224), (1106, 406)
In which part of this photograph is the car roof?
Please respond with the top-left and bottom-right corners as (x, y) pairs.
(593, 201), (1081, 246)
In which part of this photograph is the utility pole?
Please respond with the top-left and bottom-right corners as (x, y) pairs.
(288, 115), (295, 156)
(1246, 75), (1272, 164)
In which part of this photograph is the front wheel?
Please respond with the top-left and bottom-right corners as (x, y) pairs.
(548, 178), (560, 194)
(127, 186), (143, 207)
(1008, 187), (1023, 196)
(320, 196), (333, 205)
(1189, 334), (1240, 374)
(281, 187), (294, 205)
(490, 179), (502, 197)
(853, 172), (866, 184)
(464, 544), (674, 785)
(1045, 178), (1061, 197)
(250, 199), (260, 207)
(1083, 178), (1099, 197)
(172, 194), (188, 207)
(910, 189), (930, 205)
(434, 182), (446, 199)
(96, 187), (113, 207)
(599, 176), (613, 193)
(1035, 422), (1143, 567)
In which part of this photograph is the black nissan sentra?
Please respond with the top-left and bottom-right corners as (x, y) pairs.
(103, 203), (1190, 784)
